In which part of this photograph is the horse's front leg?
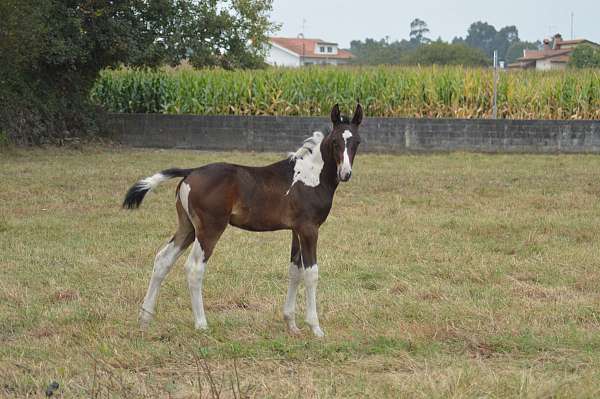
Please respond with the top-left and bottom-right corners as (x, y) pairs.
(283, 231), (302, 335)
(298, 225), (324, 337)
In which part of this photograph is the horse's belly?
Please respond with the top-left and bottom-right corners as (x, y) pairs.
(229, 214), (288, 232)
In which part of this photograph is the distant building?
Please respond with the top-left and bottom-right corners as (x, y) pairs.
(265, 37), (354, 67)
(508, 34), (599, 70)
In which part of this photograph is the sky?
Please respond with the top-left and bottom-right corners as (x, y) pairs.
(270, 0), (599, 48)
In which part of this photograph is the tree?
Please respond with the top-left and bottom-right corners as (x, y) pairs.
(463, 21), (498, 59)
(569, 45), (600, 68)
(492, 25), (520, 61)
(458, 21), (530, 63)
(350, 38), (410, 65)
(0, 0), (277, 143)
(403, 42), (490, 67)
(505, 41), (540, 64)
(409, 18), (431, 46)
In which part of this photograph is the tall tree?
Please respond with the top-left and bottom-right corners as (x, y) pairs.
(0, 0), (278, 143)
(409, 18), (431, 46)
(459, 21), (526, 62)
(464, 21), (498, 59)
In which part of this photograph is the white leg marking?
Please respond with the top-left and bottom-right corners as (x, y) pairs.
(283, 262), (303, 334)
(304, 264), (324, 337)
(140, 241), (183, 329)
(185, 239), (207, 330)
(179, 182), (191, 216)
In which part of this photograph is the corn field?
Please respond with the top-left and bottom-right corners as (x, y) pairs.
(90, 66), (600, 119)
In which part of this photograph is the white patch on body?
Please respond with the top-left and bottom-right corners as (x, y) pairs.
(140, 241), (184, 329)
(139, 173), (169, 191)
(179, 182), (191, 216)
(339, 130), (353, 179)
(185, 239), (208, 330)
(286, 131), (325, 194)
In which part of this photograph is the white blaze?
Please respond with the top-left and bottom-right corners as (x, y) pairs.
(339, 130), (353, 178)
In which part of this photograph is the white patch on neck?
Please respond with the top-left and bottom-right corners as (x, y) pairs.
(179, 182), (191, 216)
(286, 131), (325, 194)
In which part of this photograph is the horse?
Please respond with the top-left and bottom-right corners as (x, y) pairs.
(123, 102), (363, 337)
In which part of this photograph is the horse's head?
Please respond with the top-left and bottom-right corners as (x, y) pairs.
(329, 102), (362, 182)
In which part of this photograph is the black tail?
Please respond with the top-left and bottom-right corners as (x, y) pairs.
(122, 168), (194, 210)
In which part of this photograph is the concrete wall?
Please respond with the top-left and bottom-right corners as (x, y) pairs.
(103, 113), (600, 154)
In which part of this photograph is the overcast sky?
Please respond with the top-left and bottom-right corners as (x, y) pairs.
(270, 0), (599, 48)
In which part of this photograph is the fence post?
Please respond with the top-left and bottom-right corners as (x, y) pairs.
(493, 50), (498, 119)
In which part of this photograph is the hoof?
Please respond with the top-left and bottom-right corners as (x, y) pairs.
(194, 320), (208, 331)
(139, 310), (153, 330)
(288, 325), (302, 336)
(139, 319), (150, 331)
(311, 326), (324, 338)
(284, 314), (302, 335)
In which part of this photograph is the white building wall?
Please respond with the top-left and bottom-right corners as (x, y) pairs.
(265, 45), (300, 67)
(536, 59), (567, 70)
(536, 59), (552, 70)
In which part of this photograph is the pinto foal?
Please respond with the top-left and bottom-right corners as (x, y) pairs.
(123, 103), (363, 337)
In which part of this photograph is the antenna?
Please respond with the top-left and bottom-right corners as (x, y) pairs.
(571, 12), (574, 40)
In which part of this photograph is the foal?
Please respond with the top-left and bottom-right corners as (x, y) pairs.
(123, 103), (363, 337)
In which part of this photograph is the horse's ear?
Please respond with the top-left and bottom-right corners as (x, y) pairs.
(352, 101), (363, 126)
(330, 103), (342, 125)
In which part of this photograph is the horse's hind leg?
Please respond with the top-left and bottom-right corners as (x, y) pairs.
(283, 231), (302, 335)
(184, 212), (228, 330)
(140, 202), (194, 329)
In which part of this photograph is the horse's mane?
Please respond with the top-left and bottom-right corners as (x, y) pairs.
(288, 131), (325, 160)
(287, 116), (350, 161)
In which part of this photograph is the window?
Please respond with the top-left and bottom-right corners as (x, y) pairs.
(320, 46), (325, 53)
(327, 47), (332, 53)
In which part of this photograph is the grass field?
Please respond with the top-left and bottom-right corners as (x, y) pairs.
(2, 146), (600, 398)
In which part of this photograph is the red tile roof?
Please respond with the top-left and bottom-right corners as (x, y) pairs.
(518, 49), (571, 61)
(558, 39), (595, 46)
(269, 37), (354, 59)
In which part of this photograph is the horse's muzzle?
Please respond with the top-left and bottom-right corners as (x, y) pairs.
(339, 170), (352, 182)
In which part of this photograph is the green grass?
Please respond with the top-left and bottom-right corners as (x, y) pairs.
(2, 147), (600, 397)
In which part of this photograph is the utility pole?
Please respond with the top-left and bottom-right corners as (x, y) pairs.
(301, 18), (306, 66)
(493, 50), (498, 120)
(571, 12), (574, 40)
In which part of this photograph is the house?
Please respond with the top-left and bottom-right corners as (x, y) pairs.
(508, 34), (599, 70)
(265, 37), (354, 67)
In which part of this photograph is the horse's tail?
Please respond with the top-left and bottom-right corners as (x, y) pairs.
(123, 168), (194, 209)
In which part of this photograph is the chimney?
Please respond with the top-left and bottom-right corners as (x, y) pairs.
(553, 33), (563, 49)
(543, 39), (551, 50)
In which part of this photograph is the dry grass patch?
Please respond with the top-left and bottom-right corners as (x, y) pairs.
(2, 146), (600, 397)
